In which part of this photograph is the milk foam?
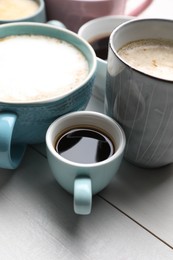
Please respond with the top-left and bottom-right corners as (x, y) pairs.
(0, 0), (39, 20)
(118, 39), (173, 81)
(0, 35), (89, 102)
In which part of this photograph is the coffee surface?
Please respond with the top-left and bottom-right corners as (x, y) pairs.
(118, 39), (173, 81)
(55, 127), (115, 164)
(0, 0), (39, 20)
(0, 35), (89, 102)
(89, 34), (109, 60)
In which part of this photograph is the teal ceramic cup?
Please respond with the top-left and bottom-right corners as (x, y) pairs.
(0, 0), (46, 24)
(0, 22), (96, 169)
(46, 111), (126, 215)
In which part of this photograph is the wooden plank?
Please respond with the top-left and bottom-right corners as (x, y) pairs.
(100, 159), (173, 247)
(0, 148), (172, 259)
(31, 93), (173, 248)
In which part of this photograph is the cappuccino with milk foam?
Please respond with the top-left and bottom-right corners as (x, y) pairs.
(118, 39), (173, 81)
(0, 0), (39, 20)
(0, 35), (89, 102)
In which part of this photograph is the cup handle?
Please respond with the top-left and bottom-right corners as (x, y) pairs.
(0, 113), (26, 169)
(74, 177), (92, 215)
(47, 20), (67, 29)
(126, 0), (153, 16)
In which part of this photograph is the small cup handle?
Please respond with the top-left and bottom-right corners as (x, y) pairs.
(0, 113), (26, 169)
(47, 20), (67, 29)
(74, 177), (92, 215)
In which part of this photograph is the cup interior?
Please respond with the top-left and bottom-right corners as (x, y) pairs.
(110, 18), (173, 54)
(0, 0), (44, 22)
(78, 15), (133, 60)
(78, 15), (133, 99)
(0, 22), (96, 104)
(46, 111), (126, 165)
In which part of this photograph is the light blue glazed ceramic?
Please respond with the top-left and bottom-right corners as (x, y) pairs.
(46, 111), (126, 215)
(0, 22), (97, 169)
(0, 0), (46, 24)
(105, 18), (173, 168)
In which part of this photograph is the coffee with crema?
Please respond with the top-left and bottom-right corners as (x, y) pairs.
(118, 39), (173, 81)
(0, 0), (39, 20)
(0, 35), (89, 102)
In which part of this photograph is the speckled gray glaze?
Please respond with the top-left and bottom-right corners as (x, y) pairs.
(105, 18), (173, 168)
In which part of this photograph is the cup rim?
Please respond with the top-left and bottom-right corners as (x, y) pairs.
(78, 14), (134, 34)
(78, 15), (134, 65)
(46, 111), (126, 167)
(110, 17), (173, 82)
(0, 0), (45, 22)
(0, 22), (97, 105)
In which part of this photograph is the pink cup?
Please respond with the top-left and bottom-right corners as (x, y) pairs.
(45, 0), (153, 32)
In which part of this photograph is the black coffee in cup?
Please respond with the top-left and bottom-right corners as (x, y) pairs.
(55, 127), (115, 164)
(89, 34), (109, 60)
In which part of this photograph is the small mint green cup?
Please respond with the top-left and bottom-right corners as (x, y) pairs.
(46, 111), (126, 215)
(0, 0), (46, 24)
(0, 22), (96, 169)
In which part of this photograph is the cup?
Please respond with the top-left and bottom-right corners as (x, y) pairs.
(46, 111), (126, 215)
(0, 22), (96, 170)
(0, 0), (46, 24)
(105, 18), (173, 168)
(78, 15), (133, 100)
(44, 0), (153, 32)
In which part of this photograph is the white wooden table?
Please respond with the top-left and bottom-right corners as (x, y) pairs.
(1, 0), (173, 259)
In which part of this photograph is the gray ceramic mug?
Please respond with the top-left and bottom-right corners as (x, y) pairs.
(105, 18), (173, 168)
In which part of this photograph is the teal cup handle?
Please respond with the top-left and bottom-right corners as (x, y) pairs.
(74, 177), (92, 215)
(47, 20), (67, 29)
(0, 113), (26, 169)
